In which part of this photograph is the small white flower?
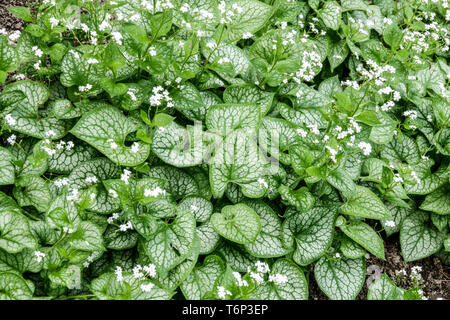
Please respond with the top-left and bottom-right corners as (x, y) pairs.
(66, 141), (75, 150)
(131, 142), (140, 153)
(385, 220), (396, 227)
(49, 17), (59, 29)
(119, 221), (133, 232)
(242, 32), (253, 39)
(34, 251), (46, 263)
(109, 189), (118, 198)
(85, 176), (99, 184)
(358, 142), (372, 156)
(111, 32), (123, 45)
(87, 58), (99, 64)
(144, 186), (166, 197)
(140, 283), (154, 292)
(149, 46), (157, 56)
(121, 169), (132, 185)
(45, 130), (56, 138)
(115, 266), (123, 282)
(268, 273), (288, 285)
(6, 134), (17, 145)
(54, 178), (69, 188)
(217, 286), (232, 299)
(255, 261), (270, 274)
(232, 272), (248, 287)
(5, 114), (16, 126)
(257, 178), (268, 188)
(296, 128), (307, 138)
(107, 139), (118, 149)
(143, 264), (157, 277)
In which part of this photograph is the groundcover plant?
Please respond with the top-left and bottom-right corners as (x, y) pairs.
(0, 0), (449, 301)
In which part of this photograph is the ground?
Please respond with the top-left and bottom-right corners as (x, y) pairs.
(1, 0), (448, 301)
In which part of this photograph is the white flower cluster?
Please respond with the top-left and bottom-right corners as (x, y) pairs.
(85, 176), (99, 184)
(218, 1), (243, 24)
(133, 264), (157, 279)
(82, 251), (100, 268)
(115, 266), (124, 282)
(144, 186), (167, 197)
(66, 188), (80, 202)
(248, 261), (270, 285)
(290, 51), (322, 83)
(54, 177), (69, 188)
(7, 134), (17, 145)
(384, 220), (396, 228)
(149, 86), (173, 108)
(232, 272), (248, 287)
(107, 212), (119, 224)
(119, 221), (133, 232)
(78, 83), (92, 92)
(34, 251), (46, 263)
(403, 110), (418, 120)
(5, 114), (16, 126)
(358, 142), (372, 156)
(268, 273), (288, 285)
(257, 178), (268, 188)
(217, 286), (232, 299)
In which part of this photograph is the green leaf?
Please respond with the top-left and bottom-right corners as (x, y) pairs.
(256, 259), (308, 300)
(224, 0), (273, 42)
(0, 248), (43, 274)
(326, 167), (356, 196)
(90, 272), (172, 300)
(419, 186), (450, 215)
(211, 203), (261, 245)
(380, 135), (420, 165)
(180, 255), (226, 300)
(206, 103), (261, 135)
(0, 210), (36, 253)
(64, 221), (105, 252)
(7, 6), (33, 22)
(151, 122), (207, 167)
(328, 40), (348, 72)
(13, 175), (50, 213)
(340, 186), (392, 220)
(0, 147), (15, 185)
(122, 23), (150, 43)
(283, 206), (338, 265)
(383, 23), (402, 48)
(243, 200), (292, 258)
(0, 273), (33, 300)
(0, 36), (19, 73)
(153, 113), (175, 127)
(209, 130), (267, 198)
(71, 105), (150, 166)
(104, 42), (126, 74)
(143, 211), (196, 273)
(314, 256), (365, 300)
(223, 85), (274, 115)
(179, 196), (213, 222)
(319, 1), (342, 30)
(367, 273), (405, 300)
(339, 220), (386, 260)
(99, 78), (128, 97)
(400, 211), (445, 262)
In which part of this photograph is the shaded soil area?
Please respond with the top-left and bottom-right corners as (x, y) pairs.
(0, 0), (31, 32)
(2, 0), (449, 301)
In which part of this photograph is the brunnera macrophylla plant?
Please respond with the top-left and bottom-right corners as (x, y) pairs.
(0, 0), (448, 301)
